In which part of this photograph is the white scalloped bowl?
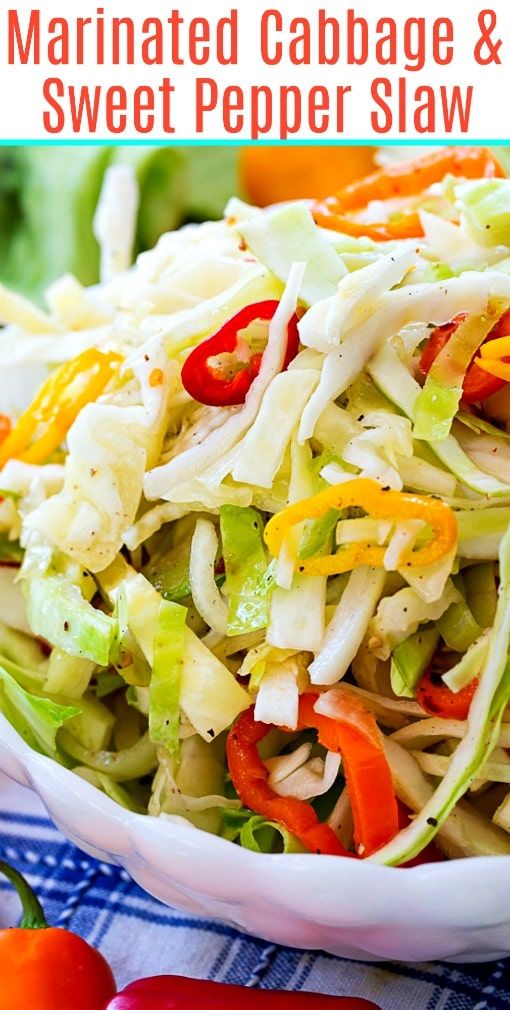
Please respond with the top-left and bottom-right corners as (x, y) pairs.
(2, 712), (510, 964)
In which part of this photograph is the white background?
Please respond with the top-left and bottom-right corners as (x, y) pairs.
(1, 0), (509, 141)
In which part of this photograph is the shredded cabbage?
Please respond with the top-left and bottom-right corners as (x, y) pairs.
(414, 309), (502, 442)
(455, 179), (510, 248)
(372, 528), (510, 865)
(189, 518), (228, 635)
(0, 664), (79, 758)
(3, 153), (510, 865)
(93, 165), (139, 282)
(236, 202), (347, 305)
(369, 580), (460, 661)
(220, 505), (271, 636)
(309, 567), (386, 685)
(149, 600), (187, 756)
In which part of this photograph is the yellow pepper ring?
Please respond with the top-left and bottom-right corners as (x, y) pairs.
(264, 478), (458, 577)
(475, 358), (510, 382)
(479, 335), (510, 358)
(476, 333), (510, 383)
(0, 348), (122, 468)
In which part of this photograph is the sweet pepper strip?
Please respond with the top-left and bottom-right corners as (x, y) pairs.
(180, 300), (299, 407)
(301, 692), (399, 856)
(226, 700), (348, 857)
(476, 359), (510, 382)
(420, 310), (510, 403)
(227, 691), (398, 858)
(479, 333), (510, 359)
(264, 478), (457, 578)
(417, 663), (478, 720)
(0, 415), (10, 446)
(0, 348), (122, 468)
(312, 147), (504, 241)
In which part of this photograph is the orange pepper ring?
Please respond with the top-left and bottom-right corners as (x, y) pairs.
(264, 478), (458, 577)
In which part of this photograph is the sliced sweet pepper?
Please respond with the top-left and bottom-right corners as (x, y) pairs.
(0, 415), (11, 446)
(417, 663), (478, 720)
(227, 691), (399, 858)
(0, 348), (122, 467)
(226, 699), (348, 857)
(264, 478), (457, 577)
(180, 300), (299, 407)
(312, 147), (504, 241)
(420, 309), (510, 404)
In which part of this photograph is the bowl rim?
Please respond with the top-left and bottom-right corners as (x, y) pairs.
(6, 715), (510, 964)
(2, 710), (510, 884)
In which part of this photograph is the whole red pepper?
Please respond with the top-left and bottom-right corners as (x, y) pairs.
(0, 859), (116, 1010)
(181, 300), (300, 406)
(106, 975), (380, 1009)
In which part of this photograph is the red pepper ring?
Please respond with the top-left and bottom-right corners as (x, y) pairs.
(227, 692), (399, 859)
(181, 300), (300, 407)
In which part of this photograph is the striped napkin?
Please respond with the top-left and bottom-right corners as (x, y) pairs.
(0, 773), (506, 1009)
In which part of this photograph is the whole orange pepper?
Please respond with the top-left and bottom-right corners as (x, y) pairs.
(240, 145), (376, 205)
(0, 859), (116, 1010)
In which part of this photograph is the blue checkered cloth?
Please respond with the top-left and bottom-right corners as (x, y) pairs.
(0, 774), (507, 1010)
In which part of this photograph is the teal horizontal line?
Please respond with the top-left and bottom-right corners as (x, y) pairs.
(0, 137), (509, 147)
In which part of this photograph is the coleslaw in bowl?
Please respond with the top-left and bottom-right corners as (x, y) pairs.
(2, 147), (510, 896)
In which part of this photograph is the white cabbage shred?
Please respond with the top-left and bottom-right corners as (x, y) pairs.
(3, 156), (510, 864)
